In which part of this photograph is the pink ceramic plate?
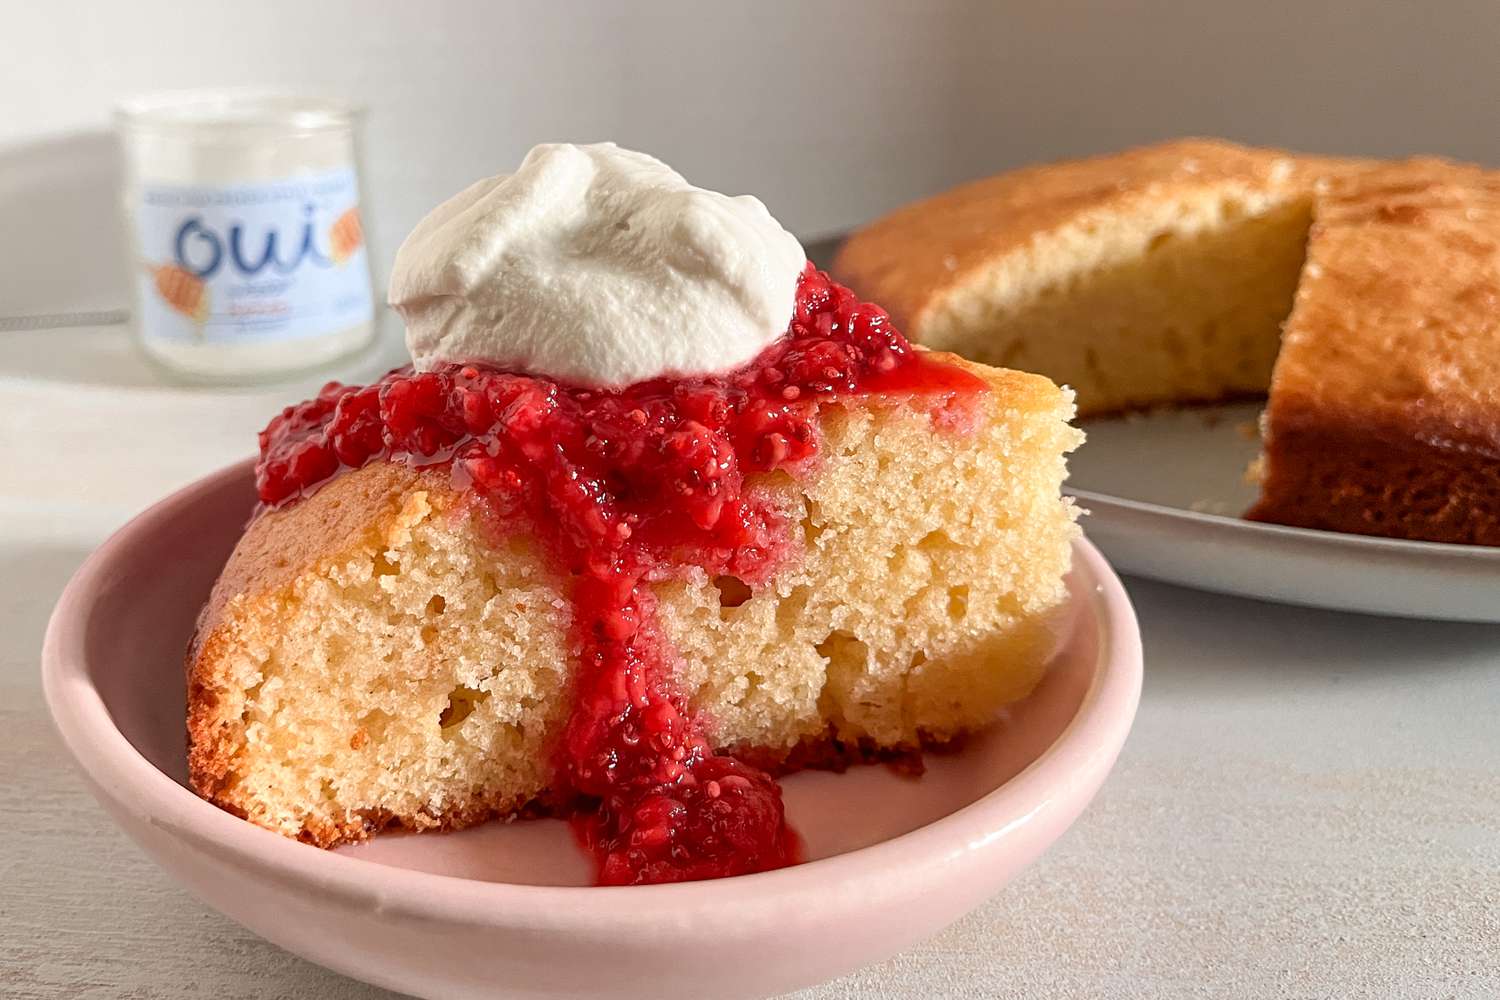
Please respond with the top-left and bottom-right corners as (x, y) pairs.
(43, 459), (1141, 1000)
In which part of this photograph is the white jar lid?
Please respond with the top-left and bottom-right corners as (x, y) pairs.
(116, 90), (361, 140)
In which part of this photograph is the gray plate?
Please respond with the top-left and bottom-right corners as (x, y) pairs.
(1069, 404), (1500, 622)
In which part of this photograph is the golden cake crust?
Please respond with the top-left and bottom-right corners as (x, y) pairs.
(1263, 159), (1500, 457)
(193, 460), (434, 648)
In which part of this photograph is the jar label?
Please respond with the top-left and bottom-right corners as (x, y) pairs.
(132, 167), (373, 345)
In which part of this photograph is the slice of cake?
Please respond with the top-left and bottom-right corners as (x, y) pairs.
(834, 139), (1500, 545)
(187, 143), (1083, 885)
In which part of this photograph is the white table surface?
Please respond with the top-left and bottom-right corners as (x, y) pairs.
(4, 324), (1498, 1000)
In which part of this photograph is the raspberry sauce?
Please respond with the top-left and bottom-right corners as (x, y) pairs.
(256, 265), (986, 884)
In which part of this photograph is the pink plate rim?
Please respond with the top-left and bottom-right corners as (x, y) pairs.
(42, 457), (1141, 932)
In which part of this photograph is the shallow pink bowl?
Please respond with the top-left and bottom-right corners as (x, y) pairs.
(43, 459), (1141, 1000)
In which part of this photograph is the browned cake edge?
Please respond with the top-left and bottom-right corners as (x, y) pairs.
(198, 725), (955, 849)
(1247, 423), (1500, 546)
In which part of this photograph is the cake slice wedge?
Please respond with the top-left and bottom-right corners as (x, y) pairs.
(187, 350), (1081, 850)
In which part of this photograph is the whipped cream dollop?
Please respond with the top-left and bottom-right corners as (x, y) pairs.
(389, 143), (807, 387)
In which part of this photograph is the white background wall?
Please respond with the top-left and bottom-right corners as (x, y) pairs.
(3, 0), (1499, 316)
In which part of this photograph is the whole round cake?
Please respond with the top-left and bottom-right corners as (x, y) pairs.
(833, 139), (1500, 546)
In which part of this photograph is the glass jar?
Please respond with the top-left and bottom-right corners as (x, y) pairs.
(116, 91), (375, 383)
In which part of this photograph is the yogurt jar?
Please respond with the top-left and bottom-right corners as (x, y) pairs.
(117, 91), (376, 383)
